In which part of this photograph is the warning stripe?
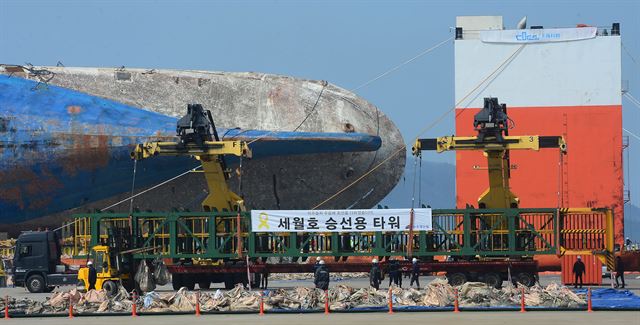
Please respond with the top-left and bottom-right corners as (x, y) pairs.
(560, 229), (605, 234)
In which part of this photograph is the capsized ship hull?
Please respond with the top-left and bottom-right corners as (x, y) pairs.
(0, 65), (405, 232)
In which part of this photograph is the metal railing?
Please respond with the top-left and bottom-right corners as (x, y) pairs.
(65, 207), (613, 261)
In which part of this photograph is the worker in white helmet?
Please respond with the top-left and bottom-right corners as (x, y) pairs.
(410, 258), (420, 288)
(369, 258), (382, 290)
(87, 260), (97, 291)
(313, 256), (322, 273)
(314, 260), (329, 290)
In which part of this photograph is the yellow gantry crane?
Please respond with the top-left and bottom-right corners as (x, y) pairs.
(411, 98), (615, 270)
(131, 139), (251, 212)
(412, 97), (566, 210)
(77, 104), (253, 294)
(131, 104), (252, 213)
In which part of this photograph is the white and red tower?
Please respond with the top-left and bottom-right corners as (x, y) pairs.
(454, 16), (623, 272)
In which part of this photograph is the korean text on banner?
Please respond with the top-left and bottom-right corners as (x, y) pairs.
(480, 27), (597, 44)
(250, 209), (432, 233)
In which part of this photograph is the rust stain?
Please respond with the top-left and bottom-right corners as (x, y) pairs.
(0, 166), (63, 210)
(0, 186), (24, 209)
(58, 133), (110, 176)
(67, 106), (82, 114)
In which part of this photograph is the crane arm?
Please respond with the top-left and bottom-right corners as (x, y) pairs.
(131, 140), (252, 161)
(412, 135), (566, 155)
(128, 104), (251, 213)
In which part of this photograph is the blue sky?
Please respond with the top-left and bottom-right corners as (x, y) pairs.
(1, 0), (639, 204)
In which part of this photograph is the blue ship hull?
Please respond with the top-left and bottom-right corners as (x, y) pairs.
(0, 75), (381, 224)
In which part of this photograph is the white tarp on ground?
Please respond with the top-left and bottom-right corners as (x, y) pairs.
(251, 209), (432, 233)
(480, 27), (597, 43)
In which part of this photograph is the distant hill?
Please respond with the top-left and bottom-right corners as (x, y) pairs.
(379, 161), (640, 242)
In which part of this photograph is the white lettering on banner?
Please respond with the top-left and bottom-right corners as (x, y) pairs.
(250, 209), (432, 233)
(480, 27), (597, 44)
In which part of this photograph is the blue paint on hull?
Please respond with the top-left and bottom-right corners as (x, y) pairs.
(0, 75), (381, 223)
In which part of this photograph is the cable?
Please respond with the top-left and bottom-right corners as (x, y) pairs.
(624, 92), (640, 109)
(624, 128), (640, 141)
(244, 81), (328, 145)
(128, 159), (138, 215)
(352, 37), (453, 91)
(312, 44), (526, 209)
(52, 166), (204, 232)
(241, 37), (452, 151)
(622, 42), (637, 68)
(292, 82), (327, 132)
(100, 166), (202, 212)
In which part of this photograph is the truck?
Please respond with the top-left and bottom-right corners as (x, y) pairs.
(13, 227), (145, 295)
(12, 231), (78, 293)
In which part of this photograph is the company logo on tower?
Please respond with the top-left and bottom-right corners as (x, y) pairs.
(481, 27), (597, 44)
(515, 31), (561, 41)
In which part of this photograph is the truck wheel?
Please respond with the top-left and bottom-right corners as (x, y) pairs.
(103, 280), (119, 297)
(483, 273), (502, 289)
(26, 275), (45, 293)
(198, 281), (210, 290)
(172, 274), (183, 290)
(185, 279), (195, 291)
(76, 280), (86, 292)
(224, 275), (235, 290)
(447, 272), (467, 286)
(514, 273), (535, 287)
(122, 279), (135, 292)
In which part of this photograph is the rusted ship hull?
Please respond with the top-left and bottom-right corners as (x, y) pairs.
(0, 65), (405, 232)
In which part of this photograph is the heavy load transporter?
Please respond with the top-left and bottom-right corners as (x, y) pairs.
(14, 100), (615, 294)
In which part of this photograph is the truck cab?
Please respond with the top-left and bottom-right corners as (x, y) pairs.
(12, 231), (77, 293)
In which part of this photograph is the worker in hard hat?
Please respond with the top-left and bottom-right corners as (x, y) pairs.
(313, 256), (322, 273)
(614, 256), (625, 289)
(260, 263), (270, 290)
(369, 259), (382, 290)
(87, 260), (97, 291)
(572, 256), (585, 289)
(388, 258), (399, 287)
(314, 260), (330, 291)
(410, 258), (420, 288)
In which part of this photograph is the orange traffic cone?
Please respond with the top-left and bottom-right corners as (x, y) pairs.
(453, 288), (460, 313)
(4, 296), (9, 319)
(131, 290), (137, 317)
(388, 287), (394, 314)
(68, 297), (74, 319)
(195, 291), (201, 316)
(324, 290), (330, 315)
(520, 287), (526, 313)
(259, 291), (265, 316)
